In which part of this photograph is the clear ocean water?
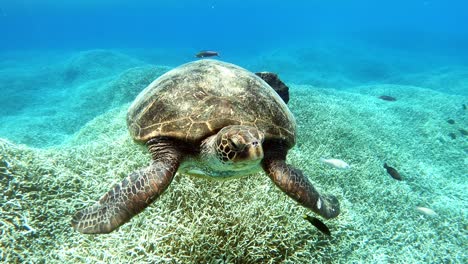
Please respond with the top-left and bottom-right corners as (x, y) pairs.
(0, 1), (467, 263)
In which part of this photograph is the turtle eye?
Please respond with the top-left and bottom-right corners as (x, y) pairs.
(228, 137), (243, 151)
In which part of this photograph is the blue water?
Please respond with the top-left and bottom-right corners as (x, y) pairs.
(2, 1), (468, 80)
(2, 1), (468, 52)
(1, 0), (468, 147)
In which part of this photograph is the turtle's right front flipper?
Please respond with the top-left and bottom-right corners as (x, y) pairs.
(263, 158), (340, 219)
(72, 140), (181, 234)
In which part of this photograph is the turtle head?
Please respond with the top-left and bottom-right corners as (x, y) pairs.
(215, 125), (264, 168)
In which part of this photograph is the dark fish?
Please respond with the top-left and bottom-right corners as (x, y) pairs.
(255, 72), (290, 104)
(195, 50), (220, 58)
(447, 119), (455, 124)
(379, 95), (397, 101)
(384, 163), (402, 180)
(303, 214), (331, 236)
(459, 129), (468, 136)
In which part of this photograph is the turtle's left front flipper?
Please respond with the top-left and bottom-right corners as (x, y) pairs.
(263, 159), (340, 219)
(72, 140), (181, 234)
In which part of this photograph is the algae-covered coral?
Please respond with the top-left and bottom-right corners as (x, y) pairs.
(1, 87), (467, 263)
(1, 51), (467, 263)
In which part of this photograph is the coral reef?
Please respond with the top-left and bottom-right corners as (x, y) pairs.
(1, 80), (466, 262)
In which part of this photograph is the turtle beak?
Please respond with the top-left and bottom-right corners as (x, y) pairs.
(232, 139), (263, 165)
(249, 140), (264, 160)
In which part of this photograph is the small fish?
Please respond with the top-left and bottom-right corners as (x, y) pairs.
(383, 163), (402, 180)
(448, 132), (457, 140)
(379, 95), (397, 101)
(460, 129), (468, 136)
(195, 50), (220, 58)
(303, 214), (331, 236)
(415, 206), (437, 217)
(320, 158), (350, 170)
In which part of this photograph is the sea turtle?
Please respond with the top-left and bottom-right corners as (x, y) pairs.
(72, 59), (340, 234)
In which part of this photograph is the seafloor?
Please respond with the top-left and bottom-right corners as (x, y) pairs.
(0, 47), (467, 263)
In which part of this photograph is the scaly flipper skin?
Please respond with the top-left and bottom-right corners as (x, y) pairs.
(71, 138), (181, 234)
(262, 158), (340, 219)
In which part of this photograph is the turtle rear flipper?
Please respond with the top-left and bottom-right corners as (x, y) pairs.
(262, 158), (340, 219)
(72, 139), (181, 234)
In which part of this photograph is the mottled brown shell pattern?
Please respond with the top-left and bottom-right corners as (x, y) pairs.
(127, 59), (296, 148)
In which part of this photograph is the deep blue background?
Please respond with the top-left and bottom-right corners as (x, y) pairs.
(1, 0), (468, 147)
(1, 0), (467, 53)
